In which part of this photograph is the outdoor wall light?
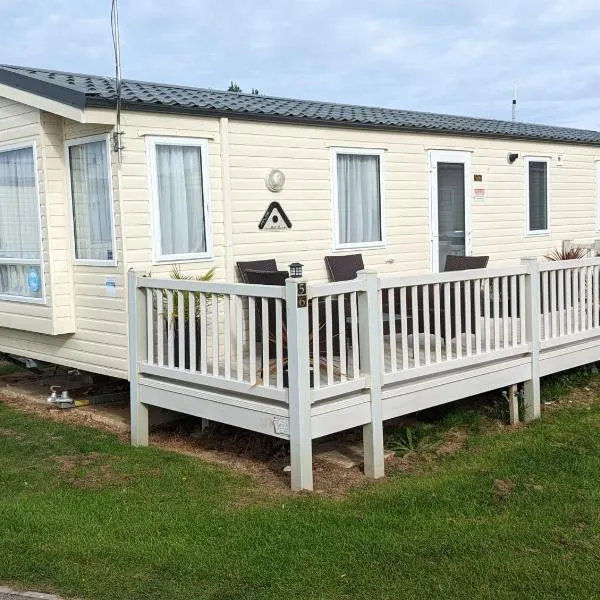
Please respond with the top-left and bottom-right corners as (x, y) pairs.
(289, 262), (304, 278)
(507, 152), (519, 164)
(266, 168), (286, 192)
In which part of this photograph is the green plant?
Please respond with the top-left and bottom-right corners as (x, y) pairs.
(386, 424), (443, 456)
(162, 265), (216, 322)
(389, 426), (418, 454)
(544, 246), (588, 261)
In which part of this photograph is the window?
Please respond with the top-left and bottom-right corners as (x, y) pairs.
(149, 137), (211, 261)
(526, 157), (549, 233)
(0, 143), (43, 301)
(333, 148), (383, 249)
(67, 136), (115, 264)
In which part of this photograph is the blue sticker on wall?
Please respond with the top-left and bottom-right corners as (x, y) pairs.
(27, 268), (41, 294)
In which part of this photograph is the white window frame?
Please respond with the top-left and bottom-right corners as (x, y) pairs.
(331, 147), (385, 251)
(147, 136), (213, 263)
(428, 149), (472, 273)
(65, 134), (117, 267)
(0, 140), (45, 304)
(525, 156), (550, 236)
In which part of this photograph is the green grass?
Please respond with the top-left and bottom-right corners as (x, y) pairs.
(2, 376), (600, 600)
(0, 361), (23, 376)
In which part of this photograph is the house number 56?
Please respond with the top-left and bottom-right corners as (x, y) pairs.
(297, 282), (307, 308)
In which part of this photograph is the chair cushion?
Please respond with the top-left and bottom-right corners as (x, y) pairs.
(237, 259), (278, 283)
(244, 269), (289, 286)
(444, 255), (489, 272)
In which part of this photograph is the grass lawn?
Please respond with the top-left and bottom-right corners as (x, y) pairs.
(1, 373), (600, 600)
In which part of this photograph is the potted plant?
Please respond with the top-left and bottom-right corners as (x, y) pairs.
(161, 265), (216, 369)
(544, 246), (588, 314)
(544, 246), (588, 261)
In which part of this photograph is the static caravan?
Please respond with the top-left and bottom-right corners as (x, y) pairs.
(0, 64), (599, 381)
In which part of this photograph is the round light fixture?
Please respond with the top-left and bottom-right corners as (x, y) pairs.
(266, 169), (285, 192)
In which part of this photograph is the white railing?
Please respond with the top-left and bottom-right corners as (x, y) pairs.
(130, 257), (600, 406)
(136, 277), (288, 400)
(539, 257), (600, 347)
(306, 279), (366, 400)
(378, 266), (530, 381)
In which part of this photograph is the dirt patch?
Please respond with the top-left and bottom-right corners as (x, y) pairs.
(0, 427), (25, 440)
(52, 452), (133, 490)
(0, 387), (130, 438)
(436, 428), (468, 456)
(545, 379), (600, 411)
(493, 478), (515, 499)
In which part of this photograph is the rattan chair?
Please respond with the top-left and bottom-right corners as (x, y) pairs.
(236, 259), (278, 283)
(242, 269), (289, 356)
(442, 255), (489, 339)
(443, 255), (489, 272)
(324, 254), (365, 282)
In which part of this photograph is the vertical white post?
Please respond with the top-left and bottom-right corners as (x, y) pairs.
(285, 277), (312, 491)
(562, 240), (572, 255)
(521, 257), (541, 420)
(128, 269), (149, 446)
(593, 239), (600, 257)
(357, 270), (385, 479)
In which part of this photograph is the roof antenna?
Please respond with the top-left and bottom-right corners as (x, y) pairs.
(111, 0), (124, 160)
(512, 82), (517, 122)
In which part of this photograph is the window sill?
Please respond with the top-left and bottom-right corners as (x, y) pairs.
(153, 254), (214, 266)
(526, 230), (550, 237)
(73, 259), (118, 267)
(332, 242), (386, 253)
(0, 294), (45, 305)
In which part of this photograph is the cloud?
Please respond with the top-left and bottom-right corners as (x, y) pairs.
(1, 0), (599, 129)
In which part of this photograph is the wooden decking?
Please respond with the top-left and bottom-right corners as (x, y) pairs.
(129, 257), (600, 490)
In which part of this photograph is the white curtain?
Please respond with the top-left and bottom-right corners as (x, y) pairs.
(69, 141), (113, 261)
(0, 146), (41, 297)
(155, 144), (206, 256)
(337, 154), (381, 245)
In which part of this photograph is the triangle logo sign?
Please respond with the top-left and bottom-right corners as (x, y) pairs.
(258, 201), (292, 230)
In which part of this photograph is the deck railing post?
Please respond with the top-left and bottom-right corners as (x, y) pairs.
(285, 277), (313, 491)
(128, 269), (149, 446)
(593, 239), (600, 257)
(521, 257), (541, 420)
(357, 270), (385, 479)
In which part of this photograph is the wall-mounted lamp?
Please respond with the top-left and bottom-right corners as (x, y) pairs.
(507, 152), (519, 164)
(289, 262), (303, 278)
(266, 168), (286, 192)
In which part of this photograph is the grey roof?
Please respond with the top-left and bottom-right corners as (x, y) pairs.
(1, 64), (599, 146)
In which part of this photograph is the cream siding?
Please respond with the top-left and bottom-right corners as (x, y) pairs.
(0, 98), (599, 381)
(226, 119), (600, 279)
(118, 110), (225, 280)
(0, 99), (56, 332)
(0, 105), (128, 378)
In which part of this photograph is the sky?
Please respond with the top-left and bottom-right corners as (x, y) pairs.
(1, 0), (599, 129)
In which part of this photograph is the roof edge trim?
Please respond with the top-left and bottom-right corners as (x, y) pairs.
(0, 68), (86, 110)
(0, 82), (85, 122)
(83, 98), (600, 148)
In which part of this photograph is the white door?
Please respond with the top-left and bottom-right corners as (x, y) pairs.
(429, 150), (472, 272)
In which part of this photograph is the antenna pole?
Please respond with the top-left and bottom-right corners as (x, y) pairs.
(111, 0), (124, 160)
(512, 82), (517, 122)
